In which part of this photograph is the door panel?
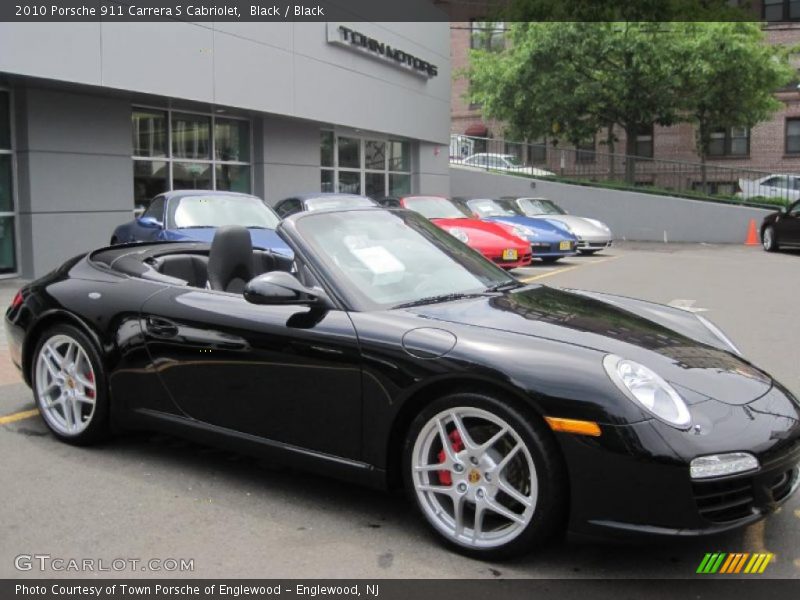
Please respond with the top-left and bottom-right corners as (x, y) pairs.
(140, 286), (363, 459)
(782, 203), (800, 244)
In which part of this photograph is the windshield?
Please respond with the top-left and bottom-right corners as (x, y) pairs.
(169, 195), (280, 229)
(467, 199), (516, 218)
(305, 196), (375, 212)
(294, 210), (515, 310)
(403, 196), (468, 219)
(503, 155), (523, 167)
(516, 198), (566, 216)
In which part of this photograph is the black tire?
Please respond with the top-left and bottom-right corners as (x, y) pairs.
(540, 256), (561, 264)
(402, 391), (568, 560)
(31, 324), (110, 446)
(578, 249), (599, 256)
(762, 226), (779, 252)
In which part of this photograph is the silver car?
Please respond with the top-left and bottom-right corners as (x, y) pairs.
(499, 197), (613, 255)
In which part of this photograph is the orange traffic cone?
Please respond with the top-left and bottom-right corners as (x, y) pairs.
(744, 219), (759, 246)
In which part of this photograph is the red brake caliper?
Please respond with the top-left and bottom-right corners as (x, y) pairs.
(437, 429), (464, 485)
(86, 371), (95, 400)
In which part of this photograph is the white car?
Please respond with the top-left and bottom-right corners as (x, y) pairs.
(737, 174), (800, 202)
(458, 153), (555, 177)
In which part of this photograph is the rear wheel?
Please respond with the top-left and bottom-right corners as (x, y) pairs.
(32, 325), (110, 445)
(762, 226), (779, 252)
(403, 392), (567, 560)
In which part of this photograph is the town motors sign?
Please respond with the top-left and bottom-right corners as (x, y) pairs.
(327, 24), (438, 79)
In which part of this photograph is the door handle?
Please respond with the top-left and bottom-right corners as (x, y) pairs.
(144, 317), (179, 338)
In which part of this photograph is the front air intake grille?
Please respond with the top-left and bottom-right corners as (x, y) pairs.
(693, 478), (756, 524)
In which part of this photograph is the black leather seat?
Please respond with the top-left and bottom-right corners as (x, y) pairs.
(156, 255), (209, 287)
(207, 225), (255, 293)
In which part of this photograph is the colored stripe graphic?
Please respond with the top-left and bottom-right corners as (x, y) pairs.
(699, 553), (773, 574)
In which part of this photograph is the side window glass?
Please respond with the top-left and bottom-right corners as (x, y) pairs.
(143, 198), (165, 222)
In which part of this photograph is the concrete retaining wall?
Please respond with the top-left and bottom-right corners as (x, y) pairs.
(450, 167), (773, 244)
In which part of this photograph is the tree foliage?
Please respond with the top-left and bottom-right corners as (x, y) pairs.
(466, 21), (794, 180)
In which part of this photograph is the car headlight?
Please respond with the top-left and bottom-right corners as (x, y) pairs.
(695, 314), (741, 356)
(510, 225), (536, 239)
(584, 218), (610, 232)
(446, 228), (469, 243)
(603, 354), (692, 429)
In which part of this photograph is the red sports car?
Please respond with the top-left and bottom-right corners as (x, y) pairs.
(397, 195), (532, 269)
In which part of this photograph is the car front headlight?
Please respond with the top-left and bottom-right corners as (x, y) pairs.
(446, 227), (469, 243)
(546, 219), (572, 234)
(695, 314), (741, 356)
(510, 225), (536, 239)
(603, 354), (692, 429)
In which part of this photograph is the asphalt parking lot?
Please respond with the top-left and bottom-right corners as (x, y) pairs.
(0, 243), (798, 579)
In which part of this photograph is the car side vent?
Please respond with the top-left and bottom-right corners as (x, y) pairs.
(693, 478), (756, 524)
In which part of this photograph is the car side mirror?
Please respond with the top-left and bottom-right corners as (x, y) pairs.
(244, 272), (325, 306)
(137, 216), (162, 229)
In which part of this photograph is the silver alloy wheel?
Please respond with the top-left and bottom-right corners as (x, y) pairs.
(411, 407), (538, 549)
(763, 227), (773, 250)
(35, 334), (97, 436)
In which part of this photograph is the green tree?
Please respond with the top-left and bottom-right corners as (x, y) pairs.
(467, 22), (686, 181)
(675, 22), (794, 191)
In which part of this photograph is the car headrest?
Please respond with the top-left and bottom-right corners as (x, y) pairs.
(207, 225), (255, 293)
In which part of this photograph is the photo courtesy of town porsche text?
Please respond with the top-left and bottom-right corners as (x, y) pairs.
(14, 584), (381, 597)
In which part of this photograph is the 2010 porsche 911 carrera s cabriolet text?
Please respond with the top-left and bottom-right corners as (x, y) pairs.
(5, 208), (800, 560)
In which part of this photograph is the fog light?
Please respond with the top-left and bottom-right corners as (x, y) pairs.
(690, 453), (759, 480)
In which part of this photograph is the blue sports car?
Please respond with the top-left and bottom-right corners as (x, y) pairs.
(453, 197), (578, 263)
(111, 190), (292, 256)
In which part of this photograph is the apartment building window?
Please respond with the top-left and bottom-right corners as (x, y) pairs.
(0, 89), (17, 275)
(321, 130), (411, 198)
(470, 21), (506, 51)
(786, 118), (800, 154)
(132, 107), (251, 212)
(635, 125), (654, 158)
(763, 0), (800, 21)
(707, 127), (749, 157)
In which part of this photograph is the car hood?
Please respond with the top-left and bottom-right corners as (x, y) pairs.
(537, 215), (610, 238)
(483, 215), (576, 240)
(165, 227), (293, 256)
(406, 285), (773, 406)
(430, 218), (529, 248)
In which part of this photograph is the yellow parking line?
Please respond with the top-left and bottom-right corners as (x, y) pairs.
(0, 408), (39, 425)
(519, 255), (621, 284)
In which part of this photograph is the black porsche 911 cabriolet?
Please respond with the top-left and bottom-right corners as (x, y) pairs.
(5, 208), (800, 559)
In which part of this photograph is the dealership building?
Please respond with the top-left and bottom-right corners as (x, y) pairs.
(0, 21), (451, 277)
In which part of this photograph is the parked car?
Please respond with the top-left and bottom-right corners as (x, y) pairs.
(388, 195), (532, 269)
(761, 199), (800, 252)
(8, 207), (799, 560)
(737, 174), (800, 203)
(453, 197), (578, 263)
(498, 197), (613, 255)
(274, 193), (377, 218)
(111, 190), (292, 256)
(458, 153), (555, 177)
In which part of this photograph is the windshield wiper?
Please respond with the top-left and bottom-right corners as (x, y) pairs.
(393, 292), (493, 309)
(484, 280), (524, 293)
(246, 226), (274, 230)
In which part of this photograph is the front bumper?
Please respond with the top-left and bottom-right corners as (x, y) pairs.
(529, 241), (578, 258)
(559, 386), (800, 538)
(484, 249), (532, 269)
(576, 238), (612, 251)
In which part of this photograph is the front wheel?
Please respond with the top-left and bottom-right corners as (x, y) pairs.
(403, 393), (567, 560)
(540, 256), (561, 263)
(32, 324), (110, 445)
(578, 249), (599, 256)
(762, 226), (779, 252)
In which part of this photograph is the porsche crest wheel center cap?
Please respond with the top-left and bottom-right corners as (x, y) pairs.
(468, 468), (482, 484)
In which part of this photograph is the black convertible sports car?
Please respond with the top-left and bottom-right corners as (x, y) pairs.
(6, 208), (800, 559)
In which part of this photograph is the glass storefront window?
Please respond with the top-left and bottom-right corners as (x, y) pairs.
(0, 215), (16, 274)
(172, 113), (211, 160)
(321, 131), (334, 168)
(388, 141), (410, 172)
(389, 173), (411, 196)
(338, 171), (361, 194)
(0, 92), (9, 150)
(133, 160), (168, 212)
(173, 162), (212, 191)
(321, 169), (334, 192)
(132, 109), (167, 158)
(365, 140), (386, 170)
(0, 155), (12, 212)
(215, 118), (250, 162)
(338, 136), (360, 169)
(365, 172), (385, 198)
(215, 164), (251, 193)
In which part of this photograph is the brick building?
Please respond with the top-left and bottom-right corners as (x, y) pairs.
(450, 16), (800, 183)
